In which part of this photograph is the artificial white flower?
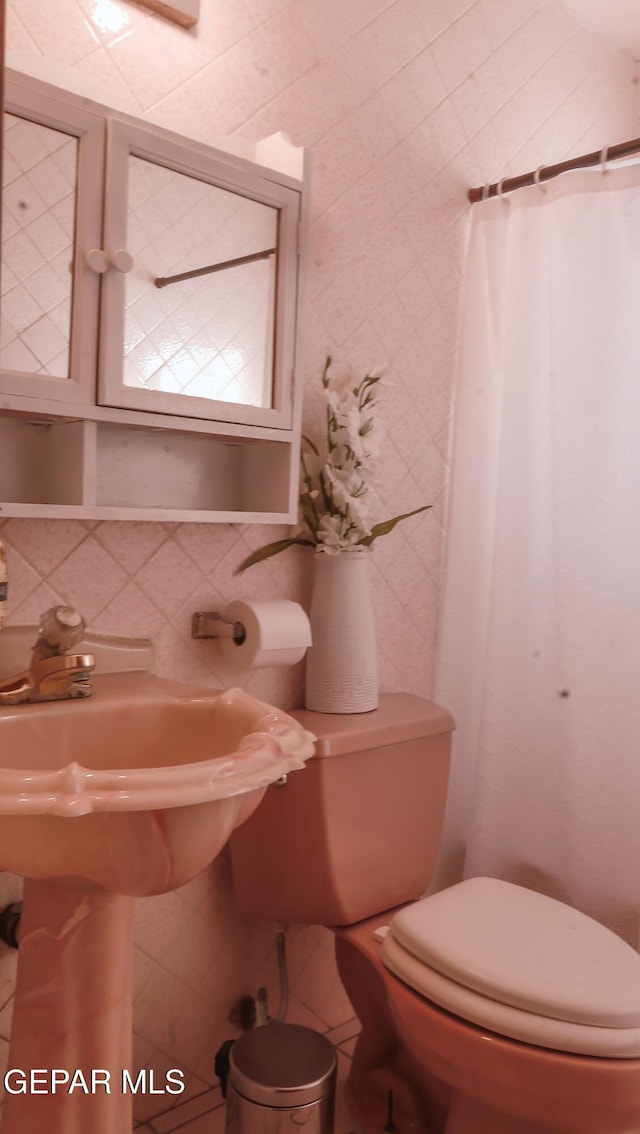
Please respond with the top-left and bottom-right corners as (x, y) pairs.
(325, 361), (358, 394)
(316, 513), (351, 551)
(322, 467), (371, 538)
(236, 356), (432, 572)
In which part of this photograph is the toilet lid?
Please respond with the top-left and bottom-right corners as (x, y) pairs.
(388, 877), (640, 1029)
(381, 933), (640, 1057)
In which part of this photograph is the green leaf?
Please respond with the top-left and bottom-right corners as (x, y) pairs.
(359, 504), (432, 546)
(235, 538), (315, 574)
(318, 468), (333, 514)
(299, 493), (320, 533)
(302, 433), (320, 455)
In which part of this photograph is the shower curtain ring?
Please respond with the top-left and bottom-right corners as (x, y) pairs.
(600, 145), (610, 174)
(533, 166), (547, 193)
(496, 178), (509, 202)
(481, 183), (490, 201)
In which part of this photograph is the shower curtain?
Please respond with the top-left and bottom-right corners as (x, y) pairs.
(435, 161), (640, 946)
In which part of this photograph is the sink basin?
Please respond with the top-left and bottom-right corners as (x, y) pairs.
(0, 626), (315, 1134)
(0, 669), (313, 895)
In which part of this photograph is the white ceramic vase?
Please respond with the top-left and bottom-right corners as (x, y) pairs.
(305, 548), (378, 713)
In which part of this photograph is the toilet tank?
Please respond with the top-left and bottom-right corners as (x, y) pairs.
(229, 693), (454, 927)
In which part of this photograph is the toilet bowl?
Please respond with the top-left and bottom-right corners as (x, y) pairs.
(336, 906), (640, 1134)
(229, 694), (640, 1133)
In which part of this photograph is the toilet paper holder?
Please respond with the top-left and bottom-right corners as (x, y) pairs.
(191, 600), (311, 669)
(191, 611), (246, 644)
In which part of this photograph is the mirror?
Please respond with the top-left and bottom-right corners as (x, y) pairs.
(0, 59), (302, 426)
(0, 112), (76, 379)
(0, 28), (308, 523)
(123, 154), (278, 409)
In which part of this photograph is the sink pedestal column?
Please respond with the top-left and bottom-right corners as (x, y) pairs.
(3, 877), (135, 1134)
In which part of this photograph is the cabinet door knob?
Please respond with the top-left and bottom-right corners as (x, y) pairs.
(110, 249), (134, 273)
(86, 248), (109, 273)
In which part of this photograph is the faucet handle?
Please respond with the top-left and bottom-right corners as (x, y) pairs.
(38, 606), (86, 655)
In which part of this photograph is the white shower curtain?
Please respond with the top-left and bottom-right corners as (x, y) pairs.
(435, 162), (640, 946)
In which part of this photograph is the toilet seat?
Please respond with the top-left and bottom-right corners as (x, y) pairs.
(381, 877), (640, 1058)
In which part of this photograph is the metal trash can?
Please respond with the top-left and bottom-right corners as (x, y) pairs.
(225, 1022), (336, 1133)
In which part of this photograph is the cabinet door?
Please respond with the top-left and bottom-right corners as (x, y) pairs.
(98, 121), (300, 429)
(0, 80), (104, 404)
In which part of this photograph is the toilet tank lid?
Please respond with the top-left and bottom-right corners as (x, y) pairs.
(290, 693), (455, 757)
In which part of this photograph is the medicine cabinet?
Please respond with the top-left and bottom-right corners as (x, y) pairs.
(0, 63), (308, 523)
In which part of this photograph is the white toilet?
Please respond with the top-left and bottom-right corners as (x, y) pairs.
(229, 693), (640, 1133)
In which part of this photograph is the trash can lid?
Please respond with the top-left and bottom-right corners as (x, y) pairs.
(229, 1023), (337, 1108)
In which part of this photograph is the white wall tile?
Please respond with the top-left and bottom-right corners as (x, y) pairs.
(2, 0), (639, 1097)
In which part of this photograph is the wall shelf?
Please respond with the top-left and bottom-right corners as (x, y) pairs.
(0, 414), (294, 523)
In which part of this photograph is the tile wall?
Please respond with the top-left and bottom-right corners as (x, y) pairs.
(0, 0), (638, 1123)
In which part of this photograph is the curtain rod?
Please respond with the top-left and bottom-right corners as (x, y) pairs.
(468, 135), (640, 203)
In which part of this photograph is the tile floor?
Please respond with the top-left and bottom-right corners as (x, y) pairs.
(134, 1018), (360, 1134)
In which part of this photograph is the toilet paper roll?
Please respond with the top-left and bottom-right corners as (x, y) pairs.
(220, 599), (312, 668)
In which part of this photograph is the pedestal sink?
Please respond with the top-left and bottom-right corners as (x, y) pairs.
(0, 628), (314, 1134)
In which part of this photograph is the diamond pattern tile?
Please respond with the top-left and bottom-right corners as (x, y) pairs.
(1, 114), (75, 378)
(2, 0), (639, 1111)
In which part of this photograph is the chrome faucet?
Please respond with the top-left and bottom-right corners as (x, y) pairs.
(0, 606), (95, 705)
